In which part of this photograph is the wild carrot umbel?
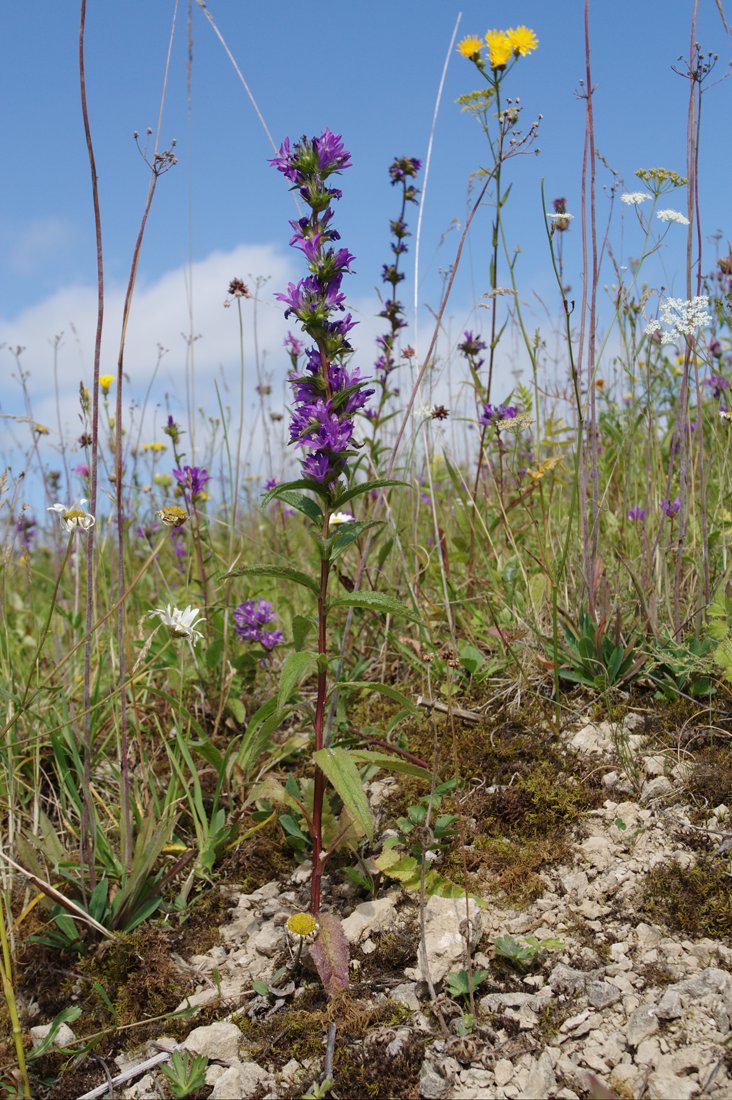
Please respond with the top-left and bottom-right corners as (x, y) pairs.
(270, 129), (373, 915)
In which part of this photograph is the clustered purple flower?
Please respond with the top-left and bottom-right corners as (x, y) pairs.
(173, 465), (211, 500)
(233, 598), (283, 650)
(480, 402), (519, 426)
(627, 504), (647, 522)
(660, 497), (681, 518)
(271, 130), (373, 487)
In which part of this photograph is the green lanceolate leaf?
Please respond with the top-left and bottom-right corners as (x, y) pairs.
(292, 614), (316, 651)
(309, 911), (349, 995)
(331, 478), (406, 509)
(262, 478), (332, 505)
(278, 650), (319, 711)
(228, 564), (319, 596)
(347, 750), (430, 781)
(312, 746), (374, 841)
(328, 590), (421, 622)
(275, 490), (324, 525)
(331, 680), (419, 715)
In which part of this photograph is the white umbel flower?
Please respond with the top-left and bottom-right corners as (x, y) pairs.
(621, 192), (652, 205)
(645, 295), (711, 345)
(149, 604), (205, 644)
(656, 209), (690, 225)
(48, 500), (95, 532)
(329, 512), (355, 526)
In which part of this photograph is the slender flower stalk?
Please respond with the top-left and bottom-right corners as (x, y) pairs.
(270, 129), (372, 914)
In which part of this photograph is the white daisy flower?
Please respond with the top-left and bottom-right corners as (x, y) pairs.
(329, 511), (355, 526)
(48, 500), (95, 532)
(546, 212), (574, 222)
(149, 604), (205, 644)
(656, 209), (690, 225)
(621, 192), (652, 205)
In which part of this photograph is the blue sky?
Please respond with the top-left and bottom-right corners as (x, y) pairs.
(1, 1), (729, 490)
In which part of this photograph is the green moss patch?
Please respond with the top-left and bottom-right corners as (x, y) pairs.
(639, 858), (732, 939)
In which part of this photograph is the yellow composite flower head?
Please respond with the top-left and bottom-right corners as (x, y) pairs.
(143, 442), (166, 453)
(286, 912), (319, 939)
(457, 34), (484, 59)
(485, 29), (513, 69)
(99, 374), (114, 395)
(506, 25), (538, 57)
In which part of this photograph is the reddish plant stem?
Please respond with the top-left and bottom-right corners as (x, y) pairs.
(309, 552), (331, 916)
(578, 0), (600, 619)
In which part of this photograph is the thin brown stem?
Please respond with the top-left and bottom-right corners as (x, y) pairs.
(79, 0), (104, 893)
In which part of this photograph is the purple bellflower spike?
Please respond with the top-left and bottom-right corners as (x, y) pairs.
(271, 130), (373, 489)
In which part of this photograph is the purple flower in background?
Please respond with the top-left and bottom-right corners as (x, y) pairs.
(480, 402), (519, 427)
(234, 598), (283, 649)
(628, 504), (647, 522)
(458, 331), (488, 358)
(705, 374), (729, 399)
(271, 130), (373, 489)
(660, 497), (681, 518)
(389, 156), (422, 185)
(173, 465), (211, 500)
(15, 513), (36, 552)
(164, 415), (181, 445)
(73, 463), (90, 478)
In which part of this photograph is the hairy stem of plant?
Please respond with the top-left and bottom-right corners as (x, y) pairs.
(310, 548), (331, 916)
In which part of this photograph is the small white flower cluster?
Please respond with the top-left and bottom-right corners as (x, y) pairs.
(546, 212), (574, 222)
(657, 209), (689, 225)
(621, 192), (652, 205)
(328, 512), (355, 526)
(645, 295), (712, 345)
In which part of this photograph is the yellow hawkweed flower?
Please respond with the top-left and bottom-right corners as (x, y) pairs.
(506, 25), (538, 56)
(154, 473), (173, 489)
(156, 505), (188, 528)
(33, 422), (50, 436)
(457, 35), (484, 59)
(99, 374), (114, 395)
(286, 913), (319, 940)
(485, 29), (512, 69)
(142, 442), (166, 453)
